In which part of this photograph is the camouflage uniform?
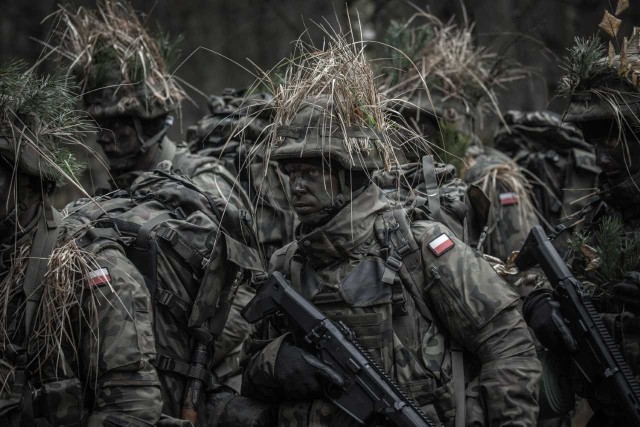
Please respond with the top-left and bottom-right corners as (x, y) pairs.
(0, 66), (162, 426)
(0, 211), (163, 426)
(520, 34), (640, 425)
(493, 111), (599, 232)
(463, 147), (541, 262)
(76, 38), (257, 398)
(63, 165), (263, 425)
(242, 97), (541, 426)
(187, 88), (296, 261)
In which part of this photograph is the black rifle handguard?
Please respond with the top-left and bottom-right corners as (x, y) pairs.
(242, 272), (438, 427)
(516, 226), (640, 424)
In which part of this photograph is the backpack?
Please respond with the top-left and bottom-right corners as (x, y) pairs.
(67, 165), (262, 419)
(373, 155), (490, 246)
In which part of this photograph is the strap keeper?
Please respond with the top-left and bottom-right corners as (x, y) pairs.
(157, 227), (179, 245)
(155, 355), (176, 372)
(385, 255), (402, 272)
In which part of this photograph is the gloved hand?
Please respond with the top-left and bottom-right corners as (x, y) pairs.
(612, 272), (640, 310)
(208, 392), (276, 427)
(523, 289), (577, 351)
(273, 341), (344, 401)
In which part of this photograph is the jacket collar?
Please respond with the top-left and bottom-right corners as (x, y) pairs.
(297, 184), (389, 266)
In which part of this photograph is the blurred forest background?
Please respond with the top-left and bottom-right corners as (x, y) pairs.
(0, 0), (634, 138)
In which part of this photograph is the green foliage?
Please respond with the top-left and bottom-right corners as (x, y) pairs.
(431, 119), (471, 175)
(383, 20), (433, 87)
(52, 148), (85, 186)
(559, 36), (612, 95)
(0, 60), (88, 181)
(569, 216), (640, 284)
(155, 26), (184, 70)
(0, 61), (77, 135)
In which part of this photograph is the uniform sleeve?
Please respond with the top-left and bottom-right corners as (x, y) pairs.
(417, 221), (541, 427)
(213, 282), (255, 367)
(240, 246), (291, 398)
(82, 248), (162, 426)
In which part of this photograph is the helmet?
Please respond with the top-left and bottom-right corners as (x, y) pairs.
(495, 110), (588, 152)
(269, 96), (391, 172)
(83, 67), (176, 120)
(561, 36), (640, 124)
(0, 61), (87, 185)
(52, 1), (185, 121)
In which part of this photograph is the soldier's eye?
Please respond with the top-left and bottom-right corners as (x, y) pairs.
(308, 168), (322, 177)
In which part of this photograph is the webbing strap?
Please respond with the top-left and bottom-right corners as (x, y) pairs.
(422, 156), (441, 217)
(380, 210), (433, 323)
(155, 288), (190, 326)
(15, 205), (61, 426)
(153, 354), (215, 390)
(156, 226), (206, 270)
(451, 340), (466, 427)
(135, 212), (173, 249)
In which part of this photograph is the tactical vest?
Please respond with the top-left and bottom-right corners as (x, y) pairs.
(276, 208), (465, 425)
(68, 168), (261, 422)
(374, 155), (490, 248)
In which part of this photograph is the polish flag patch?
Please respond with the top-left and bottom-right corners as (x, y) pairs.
(87, 268), (111, 288)
(428, 234), (455, 257)
(499, 192), (519, 206)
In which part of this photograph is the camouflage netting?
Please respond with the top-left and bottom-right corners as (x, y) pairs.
(48, 0), (186, 119)
(256, 27), (430, 173)
(560, 2), (640, 124)
(380, 11), (524, 129)
(0, 60), (89, 186)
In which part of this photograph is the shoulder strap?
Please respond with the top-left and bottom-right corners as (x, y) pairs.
(8, 204), (61, 427)
(23, 205), (61, 338)
(421, 155), (441, 217)
(379, 209), (433, 322)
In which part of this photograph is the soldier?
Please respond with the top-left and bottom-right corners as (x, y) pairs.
(521, 16), (640, 424)
(240, 34), (541, 426)
(0, 62), (162, 425)
(50, 0), (256, 394)
(186, 88), (297, 261)
(493, 111), (600, 238)
(379, 12), (539, 261)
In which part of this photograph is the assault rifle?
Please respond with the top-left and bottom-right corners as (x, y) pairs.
(242, 272), (438, 427)
(516, 226), (640, 424)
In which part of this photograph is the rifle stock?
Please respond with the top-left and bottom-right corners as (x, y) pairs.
(242, 272), (438, 427)
(516, 226), (640, 424)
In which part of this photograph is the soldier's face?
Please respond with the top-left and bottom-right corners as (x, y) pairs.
(96, 117), (140, 170)
(283, 160), (340, 223)
(579, 119), (640, 179)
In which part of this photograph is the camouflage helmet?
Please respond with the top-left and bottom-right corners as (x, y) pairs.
(269, 95), (391, 172)
(561, 25), (640, 124)
(51, 0), (185, 121)
(0, 62), (88, 185)
(495, 110), (588, 152)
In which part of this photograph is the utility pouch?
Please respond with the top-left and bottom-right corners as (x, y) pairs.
(41, 378), (84, 426)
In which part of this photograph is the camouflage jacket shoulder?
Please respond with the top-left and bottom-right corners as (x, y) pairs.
(0, 209), (161, 426)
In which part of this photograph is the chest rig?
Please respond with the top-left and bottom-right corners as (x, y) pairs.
(279, 208), (453, 410)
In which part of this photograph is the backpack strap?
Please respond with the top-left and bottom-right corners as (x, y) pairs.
(5, 204), (61, 427)
(379, 208), (466, 427)
(421, 155), (441, 218)
(379, 210), (433, 323)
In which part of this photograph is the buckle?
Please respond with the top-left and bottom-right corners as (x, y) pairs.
(385, 256), (402, 272)
(155, 355), (176, 372)
(158, 227), (179, 245)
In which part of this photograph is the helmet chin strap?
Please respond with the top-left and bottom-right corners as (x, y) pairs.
(297, 169), (365, 226)
(134, 115), (175, 154)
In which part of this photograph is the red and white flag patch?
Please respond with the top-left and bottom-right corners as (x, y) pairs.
(499, 192), (519, 206)
(87, 268), (111, 288)
(428, 233), (455, 257)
